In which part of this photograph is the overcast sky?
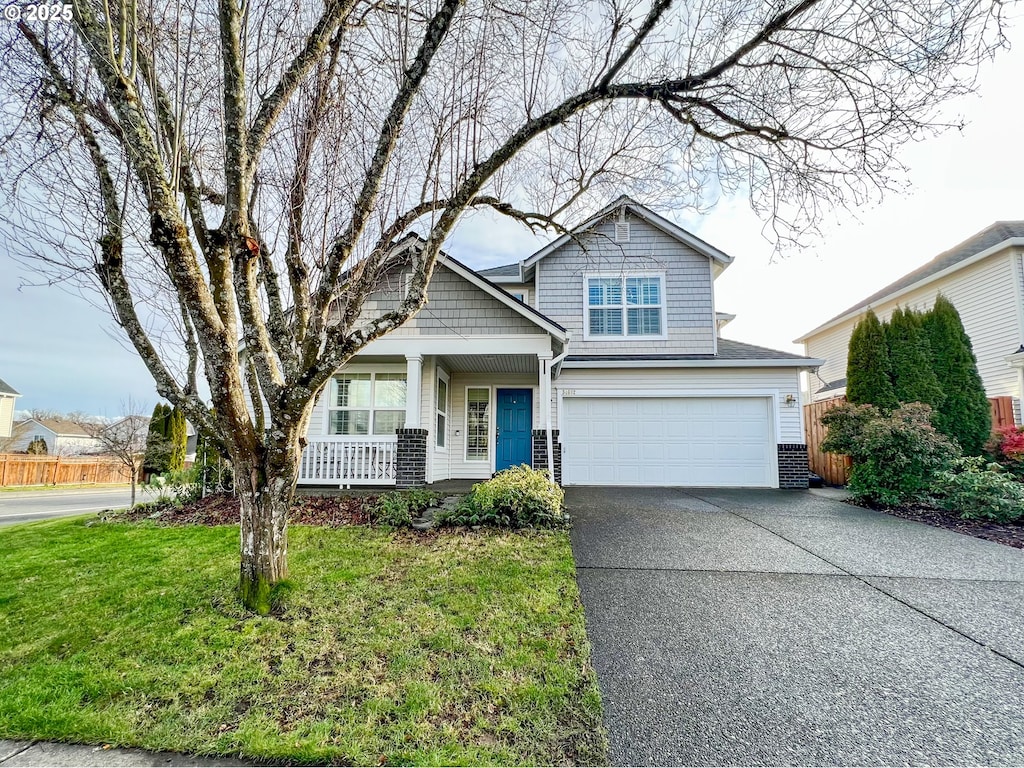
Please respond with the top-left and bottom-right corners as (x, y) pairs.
(2, 35), (1021, 418)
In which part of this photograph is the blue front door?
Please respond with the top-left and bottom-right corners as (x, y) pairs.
(495, 389), (533, 472)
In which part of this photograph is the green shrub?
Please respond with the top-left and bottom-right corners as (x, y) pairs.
(821, 402), (958, 506)
(938, 456), (1024, 523)
(370, 489), (439, 527)
(145, 467), (202, 506)
(439, 465), (565, 528)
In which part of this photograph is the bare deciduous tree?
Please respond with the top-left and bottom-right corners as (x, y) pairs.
(0, 0), (1004, 612)
(95, 400), (150, 507)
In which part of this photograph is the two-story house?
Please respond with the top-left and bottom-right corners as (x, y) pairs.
(298, 197), (822, 490)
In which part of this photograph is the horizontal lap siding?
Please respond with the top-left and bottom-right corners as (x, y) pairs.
(554, 367), (804, 444)
(537, 214), (715, 355)
(361, 264), (545, 336)
(805, 252), (1022, 399)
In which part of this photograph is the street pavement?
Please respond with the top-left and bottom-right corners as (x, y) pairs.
(568, 486), (1024, 766)
(0, 486), (149, 526)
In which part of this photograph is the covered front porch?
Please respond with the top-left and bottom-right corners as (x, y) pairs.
(298, 335), (565, 488)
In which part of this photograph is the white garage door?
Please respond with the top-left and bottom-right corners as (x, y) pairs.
(562, 397), (775, 487)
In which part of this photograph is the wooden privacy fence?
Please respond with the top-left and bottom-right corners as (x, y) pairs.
(0, 454), (136, 487)
(805, 395), (1020, 487)
(803, 396), (852, 486)
(990, 396), (1016, 430)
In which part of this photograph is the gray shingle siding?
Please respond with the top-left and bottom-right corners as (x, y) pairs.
(536, 213), (715, 355)
(360, 263), (546, 336)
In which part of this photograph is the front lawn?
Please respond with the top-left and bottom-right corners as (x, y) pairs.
(0, 518), (605, 766)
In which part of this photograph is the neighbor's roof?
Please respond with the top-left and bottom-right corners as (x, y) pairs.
(0, 377), (20, 396)
(796, 221), (1024, 342)
(20, 417), (97, 437)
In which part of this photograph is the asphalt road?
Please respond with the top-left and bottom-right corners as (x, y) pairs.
(0, 486), (150, 527)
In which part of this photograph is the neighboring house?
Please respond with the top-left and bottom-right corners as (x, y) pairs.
(796, 221), (1024, 423)
(298, 196), (822, 489)
(8, 418), (103, 456)
(0, 377), (20, 439)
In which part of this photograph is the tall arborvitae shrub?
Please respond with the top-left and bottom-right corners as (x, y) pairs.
(143, 403), (171, 475)
(921, 295), (990, 455)
(846, 309), (897, 410)
(886, 306), (944, 410)
(168, 406), (188, 471)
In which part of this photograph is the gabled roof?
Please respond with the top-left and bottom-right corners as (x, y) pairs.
(0, 377), (19, 396)
(390, 233), (568, 341)
(17, 417), (97, 438)
(796, 221), (1024, 342)
(521, 196), (735, 275)
(477, 263), (521, 280)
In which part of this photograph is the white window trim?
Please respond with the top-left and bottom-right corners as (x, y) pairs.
(326, 368), (408, 437)
(464, 385), (492, 463)
(582, 271), (668, 341)
(508, 289), (530, 305)
(435, 369), (449, 451)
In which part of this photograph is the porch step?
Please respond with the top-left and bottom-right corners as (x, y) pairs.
(410, 495), (462, 531)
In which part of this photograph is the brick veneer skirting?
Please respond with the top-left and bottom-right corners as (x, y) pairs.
(531, 429), (562, 485)
(777, 443), (809, 489)
(396, 428), (428, 489)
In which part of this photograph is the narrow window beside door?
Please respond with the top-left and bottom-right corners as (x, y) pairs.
(466, 387), (489, 461)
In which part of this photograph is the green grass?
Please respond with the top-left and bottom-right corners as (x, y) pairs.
(0, 519), (606, 765)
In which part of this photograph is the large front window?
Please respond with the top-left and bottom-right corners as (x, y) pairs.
(329, 372), (406, 435)
(586, 274), (665, 338)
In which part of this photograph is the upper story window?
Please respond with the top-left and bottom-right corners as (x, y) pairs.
(585, 274), (666, 339)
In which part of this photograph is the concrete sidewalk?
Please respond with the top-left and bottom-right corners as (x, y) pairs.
(568, 486), (1024, 766)
(1, 740), (257, 767)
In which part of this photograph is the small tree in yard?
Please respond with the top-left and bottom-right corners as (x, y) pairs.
(921, 296), (991, 455)
(143, 403), (172, 476)
(96, 402), (151, 507)
(168, 407), (188, 472)
(886, 307), (944, 410)
(1, 0), (1006, 612)
(846, 310), (897, 410)
(26, 436), (47, 455)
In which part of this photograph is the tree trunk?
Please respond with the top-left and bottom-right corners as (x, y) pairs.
(235, 449), (298, 614)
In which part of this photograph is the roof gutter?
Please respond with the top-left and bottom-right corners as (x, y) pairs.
(562, 357), (824, 369)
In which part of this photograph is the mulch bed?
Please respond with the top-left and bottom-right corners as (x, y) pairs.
(105, 493), (374, 527)
(852, 499), (1024, 550)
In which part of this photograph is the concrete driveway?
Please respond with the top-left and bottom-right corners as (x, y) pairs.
(568, 487), (1024, 766)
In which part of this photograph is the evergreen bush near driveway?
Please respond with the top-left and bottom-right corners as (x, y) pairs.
(439, 465), (566, 528)
(938, 457), (1024, 523)
(846, 309), (897, 410)
(821, 402), (958, 506)
(921, 295), (991, 455)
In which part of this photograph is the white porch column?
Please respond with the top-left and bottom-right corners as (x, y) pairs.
(405, 355), (423, 429)
(538, 353), (554, 477)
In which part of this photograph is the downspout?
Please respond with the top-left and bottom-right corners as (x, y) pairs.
(546, 347), (570, 480)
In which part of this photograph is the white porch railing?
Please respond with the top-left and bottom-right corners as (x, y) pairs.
(297, 437), (397, 486)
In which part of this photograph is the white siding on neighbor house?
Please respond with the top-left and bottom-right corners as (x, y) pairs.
(553, 367), (804, 444)
(805, 250), (1023, 401)
(360, 263), (547, 337)
(0, 397), (14, 439)
(536, 213), (716, 355)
